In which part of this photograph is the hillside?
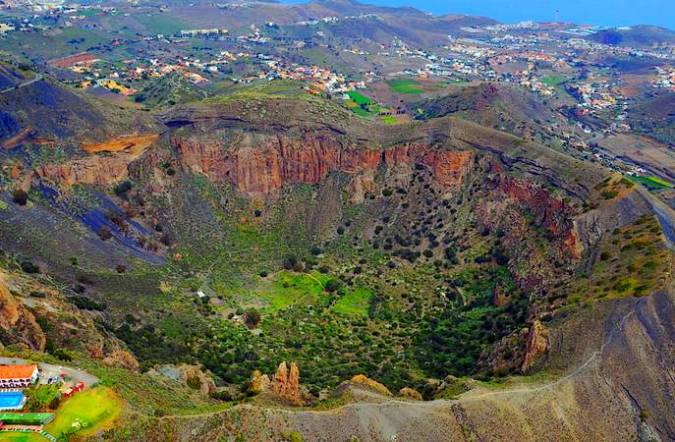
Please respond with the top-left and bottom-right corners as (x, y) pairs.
(0, 57), (672, 442)
(412, 83), (573, 144)
(588, 25), (675, 47)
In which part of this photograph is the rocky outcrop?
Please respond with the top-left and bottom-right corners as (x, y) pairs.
(398, 387), (423, 401)
(103, 349), (141, 372)
(172, 133), (474, 196)
(248, 370), (271, 394)
(521, 320), (550, 372)
(271, 361), (302, 405)
(348, 374), (392, 396)
(0, 274), (45, 351)
(35, 154), (133, 187)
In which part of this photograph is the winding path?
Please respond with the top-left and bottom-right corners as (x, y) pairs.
(0, 74), (43, 94)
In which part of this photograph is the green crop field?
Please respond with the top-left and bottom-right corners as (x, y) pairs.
(388, 79), (424, 94)
(629, 175), (672, 190)
(347, 90), (374, 105)
(45, 387), (122, 439)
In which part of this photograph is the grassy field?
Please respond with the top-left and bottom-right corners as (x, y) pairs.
(629, 175), (672, 190)
(541, 75), (566, 88)
(0, 432), (49, 442)
(345, 91), (382, 118)
(388, 79), (424, 94)
(380, 115), (397, 125)
(347, 90), (374, 105)
(333, 287), (374, 317)
(45, 387), (122, 439)
(244, 271), (330, 312)
(133, 14), (187, 35)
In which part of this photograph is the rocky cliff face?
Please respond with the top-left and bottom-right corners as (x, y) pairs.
(0, 274), (45, 351)
(35, 154), (133, 188)
(172, 132), (474, 196)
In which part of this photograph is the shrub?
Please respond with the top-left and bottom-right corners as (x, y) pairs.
(69, 296), (106, 311)
(444, 247), (458, 264)
(97, 226), (113, 241)
(51, 348), (72, 362)
(283, 255), (299, 270)
(186, 375), (202, 390)
(113, 180), (133, 198)
(310, 246), (322, 256)
(20, 260), (40, 274)
(244, 308), (261, 328)
(324, 278), (343, 293)
(12, 189), (28, 206)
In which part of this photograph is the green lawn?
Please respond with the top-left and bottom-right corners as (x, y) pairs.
(333, 287), (374, 317)
(388, 79), (424, 94)
(0, 432), (49, 442)
(44, 387), (122, 439)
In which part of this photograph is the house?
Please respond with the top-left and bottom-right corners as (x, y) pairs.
(0, 364), (39, 389)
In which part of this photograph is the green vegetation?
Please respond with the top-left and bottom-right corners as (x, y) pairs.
(540, 75), (566, 88)
(333, 287), (374, 317)
(344, 90), (383, 118)
(133, 14), (187, 35)
(26, 384), (61, 411)
(251, 271), (330, 312)
(45, 387), (122, 439)
(380, 115), (397, 125)
(628, 175), (672, 190)
(388, 79), (424, 94)
(0, 432), (49, 442)
(0, 413), (54, 425)
(562, 215), (670, 304)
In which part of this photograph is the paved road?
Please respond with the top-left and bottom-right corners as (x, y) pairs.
(0, 74), (43, 94)
(0, 356), (98, 387)
(637, 186), (675, 249)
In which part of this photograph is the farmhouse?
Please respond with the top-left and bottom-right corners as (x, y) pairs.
(0, 364), (39, 389)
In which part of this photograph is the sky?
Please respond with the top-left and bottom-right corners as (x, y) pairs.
(282, 0), (675, 30)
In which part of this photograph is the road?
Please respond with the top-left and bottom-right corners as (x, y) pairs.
(637, 186), (675, 248)
(0, 74), (43, 94)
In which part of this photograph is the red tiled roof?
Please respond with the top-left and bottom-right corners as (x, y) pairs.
(0, 364), (37, 380)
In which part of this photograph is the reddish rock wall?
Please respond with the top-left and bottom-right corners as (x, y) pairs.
(172, 134), (474, 195)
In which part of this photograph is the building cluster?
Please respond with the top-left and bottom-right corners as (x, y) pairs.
(264, 60), (365, 95)
(653, 66), (675, 91)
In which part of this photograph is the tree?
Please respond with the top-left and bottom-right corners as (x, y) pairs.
(244, 308), (261, 328)
(12, 189), (28, 206)
(324, 278), (342, 293)
(97, 226), (113, 241)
